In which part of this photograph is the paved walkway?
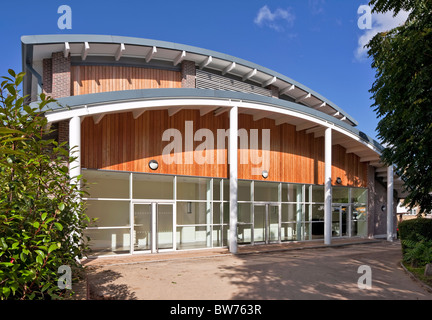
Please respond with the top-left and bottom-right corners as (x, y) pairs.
(81, 239), (432, 300)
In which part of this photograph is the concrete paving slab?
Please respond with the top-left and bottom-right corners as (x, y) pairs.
(80, 239), (432, 300)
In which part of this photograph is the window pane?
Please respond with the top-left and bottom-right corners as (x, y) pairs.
(305, 185), (310, 202)
(351, 188), (368, 204)
(177, 202), (211, 225)
(311, 204), (325, 238)
(311, 221), (324, 239)
(286, 184), (303, 202)
(333, 187), (349, 203)
(282, 184), (288, 202)
(158, 204), (173, 249)
(312, 185), (324, 202)
(304, 222), (313, 240)
(213, 179), (221, 201)
(177, 176), (211, 200)
(223, 202), (229, 224)
(238, 224), (252, 244)
(304, 204), (311, 221)
(255, 181), (278, 202)
(223, 179), (229, 201)
(176, 226), (211, 249)
(86, 200), (129, 227)
(134, 204), (151, 252)
(269, 205), (279, 242)
(238, 180), (251, 201)
(353, 205), (367, 221)
(281, 222), (298, 241)
(238, 203), (252, 223)
(83, 170), (129, 199)
(353, 221), (368, 237)
(282, 204), (296, 222)
(253, 205), (265, 242)
(213, 225), (223, 247)
(213, 202), (221, 224)
(85, 228), (130, 256)
(312, 204), (324, 221)
(133, 174), (173, 199)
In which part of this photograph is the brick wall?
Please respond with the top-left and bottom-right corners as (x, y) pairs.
(367, 165), (376, 238)
(51, 52), (71, 99)
(42, 51), (71, 145)
(58, 121), (69, 146)
(42, 51), (71, 99)
(42, 58), (52, 95)
(367, 164), (398, 238)
(181, 60), (196, 88)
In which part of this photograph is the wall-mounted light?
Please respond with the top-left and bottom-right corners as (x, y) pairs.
(336, 177), (342, 184)
(149, 160), (159, 170)
(187, 202), (192, 214)
(262, 170), (269, 179)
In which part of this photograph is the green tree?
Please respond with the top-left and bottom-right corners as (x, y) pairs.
(0, 70), (89, 299)
(367, 0), (432, 214)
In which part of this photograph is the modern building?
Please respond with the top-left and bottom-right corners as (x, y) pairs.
(21, 34), (405, 257)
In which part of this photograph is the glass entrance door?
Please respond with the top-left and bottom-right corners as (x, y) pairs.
(133, 202), (173, 253)
(268, 204), (280, 242)
(253, 204), (280, 244)
(331, 205), (349, 237)
(253, 205), (266, 243)
(157, 204), (174, 250)
(134, 203), (151, 252)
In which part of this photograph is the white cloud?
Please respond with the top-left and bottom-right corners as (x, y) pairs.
(355, 10), (410, 61)
(254, 5), (295, 32)
(309, 0), (326, 15)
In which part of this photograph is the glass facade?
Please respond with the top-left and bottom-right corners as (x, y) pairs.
(83, 169), (368, 256)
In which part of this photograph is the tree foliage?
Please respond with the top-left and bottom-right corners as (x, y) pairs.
(0, 70), (89, 299)
(367, 0), (432, 214)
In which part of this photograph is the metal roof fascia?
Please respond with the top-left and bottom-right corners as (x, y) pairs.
(21, 34), (358, 126)
(40, 88), (379, 150)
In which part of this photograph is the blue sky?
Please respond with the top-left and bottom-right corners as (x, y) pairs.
(0, 0), (408, 141)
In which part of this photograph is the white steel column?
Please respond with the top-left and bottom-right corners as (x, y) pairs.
(324, 127), (332, 245)
(206, 179), (212, 248)
(229, 105), (238, 254)
(173, 176), (177, 251)
(151, 202), (157, 253)
(129, 173), (134, 254)
(387, 165), (394, 241)
(69, 116), (81, 188)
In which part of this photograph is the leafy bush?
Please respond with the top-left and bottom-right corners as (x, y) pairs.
(398, 218), (432, 267)
(0, 70), (89, 299)
(398, 218), (432, 243)
(402, 235), (432, 267)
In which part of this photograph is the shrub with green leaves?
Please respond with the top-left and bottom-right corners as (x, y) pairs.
(0, 70), (89, 299)
(398, 218), (432, 252)
(398, 218), (432, 267)
(402, 235), (432, 267)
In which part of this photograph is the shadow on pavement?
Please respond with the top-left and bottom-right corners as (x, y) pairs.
(86, 268), (137, 300)
(217, 242), (432, 300)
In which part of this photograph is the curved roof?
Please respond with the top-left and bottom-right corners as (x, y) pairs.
(21, 34), (358, 126)
(41, 88), (383, 157)
(20, 34), (406, 197)
(38, 87), (405, 196)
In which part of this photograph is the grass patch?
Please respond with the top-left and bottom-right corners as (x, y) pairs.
(402, 262), (432, 288)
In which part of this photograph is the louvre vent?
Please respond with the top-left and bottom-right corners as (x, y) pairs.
(196, 69), (272, 97)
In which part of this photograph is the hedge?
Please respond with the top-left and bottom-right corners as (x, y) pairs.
(398, 218), (432, 252)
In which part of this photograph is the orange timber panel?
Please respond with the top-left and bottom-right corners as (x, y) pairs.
(71, 66), (182, 95)
(80, 111), (367, 186)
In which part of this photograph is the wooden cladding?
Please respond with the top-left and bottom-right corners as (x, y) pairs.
(71, 65), (181, 95)
(81, 110), (367, 187)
